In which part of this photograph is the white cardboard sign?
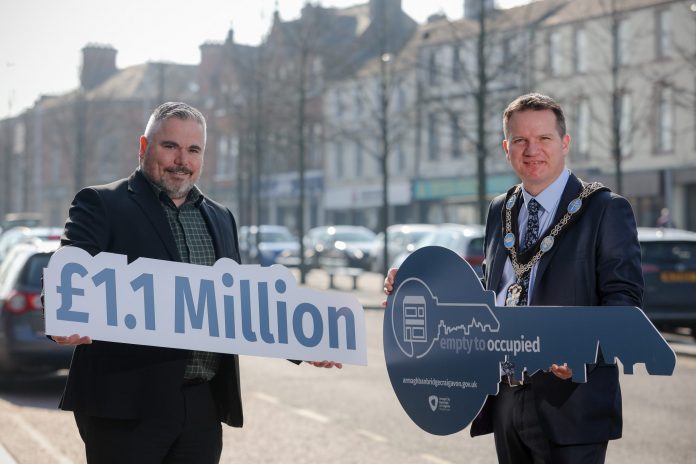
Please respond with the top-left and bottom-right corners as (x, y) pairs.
(44, 246), (367, 365)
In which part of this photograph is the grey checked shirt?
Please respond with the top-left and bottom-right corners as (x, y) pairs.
(145, 173), (221, 381)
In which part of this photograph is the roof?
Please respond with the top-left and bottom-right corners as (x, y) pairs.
(33, 61), (200, 113)
(415, 0), (569, 47)
(86, 62), (199, 101)
(542, 0), (676, 27)
(637, 227), (696, 242)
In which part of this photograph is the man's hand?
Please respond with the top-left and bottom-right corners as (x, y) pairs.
(550, 363), (572, 380)
(382, 267), (398, 307)
(308, 361), (343, 369)
(51, 334), (92, 345)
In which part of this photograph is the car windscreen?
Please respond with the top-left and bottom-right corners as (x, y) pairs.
(19, 253), (53, 289)
(331, 231), (375, 242)
(641, 241), (696, 266)
(260, 231), (295, 242)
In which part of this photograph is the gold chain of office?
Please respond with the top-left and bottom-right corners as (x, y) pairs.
(505, 182), (604, 280)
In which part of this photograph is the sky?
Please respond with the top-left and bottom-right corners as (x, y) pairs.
(0, 0), (528, 119)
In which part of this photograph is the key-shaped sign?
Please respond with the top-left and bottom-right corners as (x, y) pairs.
(384, 246), (676, 436)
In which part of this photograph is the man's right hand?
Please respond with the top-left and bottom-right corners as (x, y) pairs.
(51, 334), (92, 345)
(382, 268), (398, 307)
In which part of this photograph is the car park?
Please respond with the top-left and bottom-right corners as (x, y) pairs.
(0, 240), (73, 374)
(238, 225), (299, 267)
(369, 224), (437, 273)
(391, 224), (485, 276)
(638, 227), (696, 337)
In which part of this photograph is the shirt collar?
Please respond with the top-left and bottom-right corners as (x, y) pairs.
(522, 168), (570, 213)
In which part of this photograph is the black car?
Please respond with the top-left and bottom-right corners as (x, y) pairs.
(312, 226), (376, 271)
(638, 227), (696, 337)
(0, 240), (73, 373)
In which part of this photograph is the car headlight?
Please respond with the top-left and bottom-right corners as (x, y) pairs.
(349, 249), (364, 259)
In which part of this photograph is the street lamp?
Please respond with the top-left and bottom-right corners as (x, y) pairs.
(379, 52), (392, 276)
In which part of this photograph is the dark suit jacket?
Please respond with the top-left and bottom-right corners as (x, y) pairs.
(59, 169), (244, 427)
(470, 173), (644, 445)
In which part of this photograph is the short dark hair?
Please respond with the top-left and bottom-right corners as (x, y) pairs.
(143, 101), (207, 143)
(503, 93), (566, 139)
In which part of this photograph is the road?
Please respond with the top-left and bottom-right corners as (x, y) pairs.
(1, 312), (694, 463)
(0, 270), (694, 463)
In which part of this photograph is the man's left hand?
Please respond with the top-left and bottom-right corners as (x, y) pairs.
(308, 360), (343, 369)
(550, 363), (572, 379)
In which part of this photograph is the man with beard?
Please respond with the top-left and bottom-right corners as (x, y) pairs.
(50, 102), (339, 463)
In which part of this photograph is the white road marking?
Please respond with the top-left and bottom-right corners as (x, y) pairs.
(291, 408), (330, 424)
(11, 415), (73, 464)
(0, 443), (18, 464)
(253, 392), (280, 404)
(356, 428), (388, 443)
(420, 453), (454, 464)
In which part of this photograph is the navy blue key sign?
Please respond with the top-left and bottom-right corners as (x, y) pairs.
(383, 246), (676, 436)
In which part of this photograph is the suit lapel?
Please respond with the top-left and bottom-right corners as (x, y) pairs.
(128, 171), (181, 261)
(487, 197), (509, 293)
(531, 174), (583, 299)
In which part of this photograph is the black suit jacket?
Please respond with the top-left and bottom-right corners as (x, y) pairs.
(470, 173), (644, 445)
(59, 170), (244, 427)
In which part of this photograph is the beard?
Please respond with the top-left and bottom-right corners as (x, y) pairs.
(156, 167), (197, 200)
(141, 154), (201, 201)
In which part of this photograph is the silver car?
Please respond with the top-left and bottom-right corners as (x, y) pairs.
(391, 224), (485, 276)
(0, 240), (73, 374)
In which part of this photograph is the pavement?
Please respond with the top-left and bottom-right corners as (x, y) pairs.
(294, 268), (387, 310)
(296, 268), (696, 359)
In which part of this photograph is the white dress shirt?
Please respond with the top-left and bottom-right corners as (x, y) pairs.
(495, 169), (571, 306)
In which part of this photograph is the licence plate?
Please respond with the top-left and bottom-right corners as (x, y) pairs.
(660, 271), (696, 283)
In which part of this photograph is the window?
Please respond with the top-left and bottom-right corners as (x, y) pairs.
(335, 90), (344, 117)
(547, 30), (561, 76)
(428, 113), (439, 160)
(215, 136), (238, 179)
(617, 18), (631, 66)
(452, 45), (461, 81)
(395, 141), (405, 174)
(501, 36), (513, 65)
(451, 113), (462, 159)
(656, 9), (671, 58)
(573, 27), (587, 73)
(428, 50), (439, 86)
(619, 93), (632, 157)
(354, 88), (363, 115)
(575, 99), (590, 157)
(656, 85), (673, 152)
(334, 142), (344, 179)
(354, 141), (363, 177)
(397, 84), (407, 112)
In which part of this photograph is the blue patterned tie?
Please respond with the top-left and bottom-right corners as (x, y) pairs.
(518, 198), (540, 305)
(523, 199), (540, 251)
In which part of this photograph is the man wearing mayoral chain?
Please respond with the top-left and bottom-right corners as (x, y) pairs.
(385, 93), (643, 463)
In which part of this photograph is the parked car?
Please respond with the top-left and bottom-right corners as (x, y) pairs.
(238, 225), (299, 267)
(638, 227), (696, 337)
(310, 225), (377, 271)
(276, 226), (328, 269)
(0, 226), (63, 264)
(0, 240), (73, 374)
(369, 224), (437, 273)
(391, 224), (485, 276)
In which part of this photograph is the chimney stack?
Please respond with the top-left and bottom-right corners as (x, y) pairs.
(80, 44), (117, 90)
